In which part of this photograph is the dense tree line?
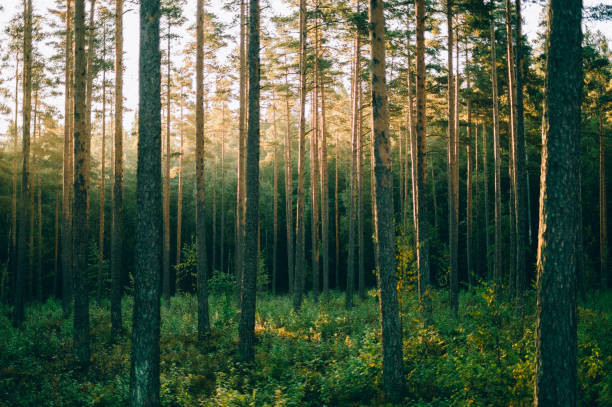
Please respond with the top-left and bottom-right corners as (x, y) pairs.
(0, 0), (610, 404)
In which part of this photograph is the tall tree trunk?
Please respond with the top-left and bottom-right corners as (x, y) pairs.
(236, 0), (247, 302)
(534, 1), (581, 404)
(130, 0), (162, 402)
(221, 104), (226, 273)
(415, 0), (431, 319)
(195, 0), (210, 339)
(599, 112), (608, 289)
(357, 69), (365, 301)
(111, 0), (123, 340)
(335, 116), (340, 290)
(85, 0), (96, 141)
(474, 123), (480, 278)
(239, 0), (260, 361)
(54, 188), (60, 297)
(29, 92), (37, 300)
(293, 0), (307, 311)
(513, 0), (529, 298)
(311, 22), (321, 300)
(466, 45), (473, 289)
(36, 97), (42, 301)
(10, 56), (19, 305)
(347, 28), (360, 309)
(447, 0), (458, 315)
(272, 92), (278, 295)
(97, 24), (107, 304)
(490, 5), (502, 286)
(369, 0), (405, 401)
(14, 0), (32, 327)
(284, 69), (294, 294)
(163, 28), (171, 304)
(319, 56), (330, 298)
(62, 0), (74, 319)
(73, 0), (91, 367)
(405, 29), (416, 237)
(482, 122), (492, 278)
(176, 85), (184, 265)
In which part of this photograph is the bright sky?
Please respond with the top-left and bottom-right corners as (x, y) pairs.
(0, 0), (610, 135)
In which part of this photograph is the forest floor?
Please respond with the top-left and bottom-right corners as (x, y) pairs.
(0, 287), (610, 406)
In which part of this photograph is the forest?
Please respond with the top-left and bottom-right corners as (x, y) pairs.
(0, 0), (610, 405)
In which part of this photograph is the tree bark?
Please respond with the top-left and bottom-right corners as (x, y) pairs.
(10, 56), (19, 305)
(239, 0), (260, 361)
(534, 1), (581, 404)
(62, 0), (74, 319)
(111, 0), (123, 340)
(162, 25), (171, 304)
(600, 112), (608, 289)
(195, 0), (210, 339)
(97, 22), (107, 304)
(490, 5), (502, 286)
(466, 45), (473, 289)
(73, 0), (91, 367)
(311, 21), (321, 300)
(130, 0), (162, 403)
(415, 0), (431, 319)
(319, 56), (330, 298)
(369, 0), (405, 401)
(272, 92), (279, 295)
(284, 69), (294, 294)
(236, 0), (247, 302)
(176, 84), (184, 265)
(483, 122), (492, 278)
(293, 0), (307, 311)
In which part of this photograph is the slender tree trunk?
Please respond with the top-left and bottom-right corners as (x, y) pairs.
(357, 71), (365, 301)
(311, 24), (321, 300)
(176, 85), (184, 265)
(162, 29), (171, 304)
(195, 0), (210, 339)
(447, 0), (458, 315)
(29, 92), (37, 300)
(369, 0), (405, 400)
(54, 188), (60, 297)
(272, 92), (279, 295)
(534, 1), (581, 404)
(599, 112), (608, 289)
(466, 45), (473, 289)
(319, 58), (330, 298)
(293, 0), (307, 311)
(431, 156), (438, 231)
(405, 29), (416, 237)
(490, 6), (502, 286)
(236, 0), (247, 302)
(97, 25), (107, 304)
(73, 0), (91, 367)
(221, 104), (226, 274)
(347, 31), (359, 309)
(512, 0), (529, 298)
(239, 0), (260, 361)
(474, 123), (480, 278)
(10, 56), (19, 305)
(415, 0), (431, 319)
(111, 0), (123, 340)
(14, 0), (32, 327)
(36, 99), (42, 301)
(130, 0), (162, 402)
(85, 0), (96, 141)
(62, 0), (74, 319)
(483, 122), (491, 278)
(284, 69), (294, 294)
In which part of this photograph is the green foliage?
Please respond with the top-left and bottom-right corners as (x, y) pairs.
(0, 289), (610, 406)
(175, 241), (198, 293)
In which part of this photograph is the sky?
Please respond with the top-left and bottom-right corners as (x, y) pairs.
(0, 0), (610, 135)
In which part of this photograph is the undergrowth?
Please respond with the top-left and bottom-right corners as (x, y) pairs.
(0, 287), (610, 406)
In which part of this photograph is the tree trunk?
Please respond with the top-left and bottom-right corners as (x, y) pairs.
(85, 0), (96, 142)
(447, 0), (458, 315)
(415, 0), (431, 319)
(236, 0), (247, 302)
(195, 0), (210, 339)
(490, 6), (502, 286)
(29, 92), (37, 300)
(513, 0), (529, 298)
(176, 85), (184, 265)
(111, 0), (123, 340)
(73, 0), (91, 367)
(466, 44), (473, 289)
(221, 104), (226, 273)
(97, 24), (107, 304)
(293, 0), (307, 311)
(272, 92), (279, 295)
(36, 97), (42, 301)
(357, 69), (365, 301)
(534, 1), (581, 404)
(10, 55), (19, 305)
(335, 115), (340, 290)
(284, 68), (294, 294)
(62, 0), (74, 319)
(239, 0), (260, 361)
(130, 0), (162, 402)
(483, 122), (491, 278)
(369, 0), (405, 401)
(319, 57), (330, 298)
(405, 30), (416, 237)
(54, 188), (60, 297)
(163, 28), (171, 305)
(311, 22), (320, 300)
(600, 112), (608, 289)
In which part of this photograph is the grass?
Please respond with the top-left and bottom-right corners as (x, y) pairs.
(0, 287), (610, 406)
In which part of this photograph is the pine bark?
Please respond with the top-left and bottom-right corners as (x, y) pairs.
(130, 0), (162, 403)
(490, 6), (502, 286)
(483, 122), (492, 277)
(466, 45), (473, 288)
(14, 0), (32, 327)
(319, 59), (330, 298)
(73, 0), (91, 367)
(311, 25), (320, 300)
(284, 70), (294, 294)
(162, 26), (171, 304)
(97, 23), (107, 304)
(415, 0), (431, 318)
(10, 56), (19, 305)
(239, 0), (260, 361)
(195, 0), (210, 339)
(600, 112), (608, 289)
(272, 93), (279, 295)
(236, 0), (247, 301)
(534, 1), (581, 404)
(62, 0), (74, 319)
(369, 0), (405, 401)
(176, 85), (184, 264)
(293, 0), (307, 311)
(111, 0), (123, 340)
